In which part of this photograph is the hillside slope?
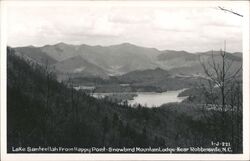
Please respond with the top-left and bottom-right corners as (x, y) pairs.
(15, 46), (57, 65)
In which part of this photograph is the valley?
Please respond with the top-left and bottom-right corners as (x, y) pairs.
(7, 43), (243, 153)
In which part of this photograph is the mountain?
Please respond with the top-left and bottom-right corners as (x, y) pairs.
(65, 42), (161, 75)
(13, 43), (242, 80)
(115, 67), (170, 83)
(53, 55), (109, 80)
(98, 43), (160, 74)
(158, 50), (196, 61)
(197, 50), (242, 61)
(158, 50), (242, 75)
(112, 67), (200, 91)
(157, 50), (200, 70)
(15, 43), (161, 76)
(41, 42), (80, 61)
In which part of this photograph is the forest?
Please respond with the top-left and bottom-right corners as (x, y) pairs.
(7, 47), (242, 153)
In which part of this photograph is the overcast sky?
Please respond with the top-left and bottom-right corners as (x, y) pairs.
(6, 2), (245, 52)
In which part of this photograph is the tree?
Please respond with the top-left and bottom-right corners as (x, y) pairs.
(102, 115), (110, 145)
(199, 41), (242, 152)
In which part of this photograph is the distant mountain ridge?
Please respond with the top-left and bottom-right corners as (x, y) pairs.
(13, 42), (242, 81)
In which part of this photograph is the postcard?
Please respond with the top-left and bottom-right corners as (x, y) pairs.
(0, 1), (249, 160)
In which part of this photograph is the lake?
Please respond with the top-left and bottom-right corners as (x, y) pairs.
(127, 89), (187, 107)
(92, 89), (188, 108)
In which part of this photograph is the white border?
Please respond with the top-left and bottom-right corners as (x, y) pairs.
(1, 0), (8, 160)
(1, 1), (249, 161)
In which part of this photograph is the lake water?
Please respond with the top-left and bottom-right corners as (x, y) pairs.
(127, 89), (187, 107)
(93, 89), (187, 108)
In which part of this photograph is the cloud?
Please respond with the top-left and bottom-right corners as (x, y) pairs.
(108, 8), (153, 24)
(6, 4), (244, 52)
(89, 14), (124, 36)
(152, 9), (196, 32)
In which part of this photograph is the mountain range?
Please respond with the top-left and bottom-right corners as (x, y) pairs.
(13, 42), (242, 81)
(10, 46), (241, 152)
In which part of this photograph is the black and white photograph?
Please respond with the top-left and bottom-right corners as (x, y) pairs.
(0, 0), (249, 160)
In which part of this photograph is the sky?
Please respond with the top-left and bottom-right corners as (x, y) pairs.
(6, 2), (245, 52)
